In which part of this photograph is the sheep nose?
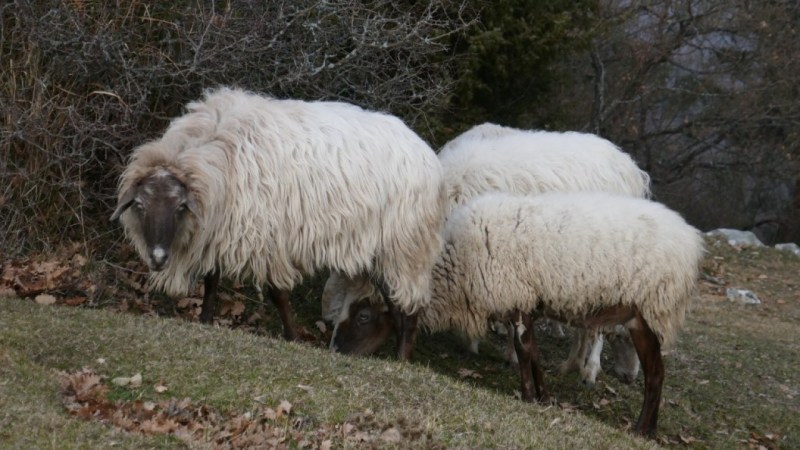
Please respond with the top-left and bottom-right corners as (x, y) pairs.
(150, 246), (169, 270)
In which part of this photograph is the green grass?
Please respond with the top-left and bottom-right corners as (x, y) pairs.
(1, 238), (798, 448)
(0, 298), (654, 449)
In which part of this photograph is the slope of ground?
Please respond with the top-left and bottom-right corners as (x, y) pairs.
(1, 236), (798, 448)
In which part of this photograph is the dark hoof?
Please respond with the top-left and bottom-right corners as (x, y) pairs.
(614, 370), (635, 384)
(537, 392), (554, 405)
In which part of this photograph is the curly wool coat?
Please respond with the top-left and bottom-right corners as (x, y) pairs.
(423, 192), (703, 348)
(116, 87), (447, 312)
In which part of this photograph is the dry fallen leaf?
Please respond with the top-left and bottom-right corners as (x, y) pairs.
(112, 373), (142, 388)
(230, 301), (245, 317)
(458, 367), (482, 379)
(60, 367), (107, 404)
(315, 320), (327, 333)
(57, 369), (364, 448)
(35, 294), (57, 305)
(71, 253), (88, 267)
(129, 373), (143, 388)
(177, 297), (202, 309)
(154, 383), (168, 393)
(277, 400), (292, 418)
(64, 296), (86, 306)
(380, 427), (402, 443)
(559, 402), (577, 412)
(112, 376), (132, 387)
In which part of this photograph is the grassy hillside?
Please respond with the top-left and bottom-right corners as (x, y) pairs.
(0, 298), (653, 449)
(1, 237), (798, 448)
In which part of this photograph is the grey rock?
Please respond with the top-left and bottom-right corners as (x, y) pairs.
(774, 242), (800, 257)
(705, 228), (764, 247)
(726, 288), (761, 305)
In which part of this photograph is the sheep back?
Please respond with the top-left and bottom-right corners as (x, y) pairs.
(438, 122), (518, 153)
(118, 87), (446, 312)
(437, 129), (651, 210)
(424, 192), (704, 348)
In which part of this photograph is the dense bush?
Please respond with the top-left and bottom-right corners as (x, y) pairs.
(447, 0), (598, 129)
(0, 0), (471, 257)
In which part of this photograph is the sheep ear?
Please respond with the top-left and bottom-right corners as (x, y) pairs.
(110, 187), (137, 221)
(185, 191), (201, 218)
(321, 275), (345, 322)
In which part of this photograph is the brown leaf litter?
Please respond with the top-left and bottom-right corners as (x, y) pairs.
(59, 368), (441, 449)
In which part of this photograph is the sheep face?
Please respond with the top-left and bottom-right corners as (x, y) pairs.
(610, 326), (641, 384)
(111, 169), (199, 271)
(330, 299), (394, 355)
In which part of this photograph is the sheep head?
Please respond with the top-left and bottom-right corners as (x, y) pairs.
(111, 168), (199, 271)
(324, 272), (394, 355)
(330, 299), (394, 355)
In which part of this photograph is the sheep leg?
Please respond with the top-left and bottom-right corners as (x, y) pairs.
(396, 311), (419, 361)
(268, 287), (299, 341)
(378, 283), (419, 361)
(199, 269), (220, 324)
(560, 327), (592, 376)
(512, 311), (550, 402)
(628, 312), (664, 437)
(387, 303), (419, 361)
(581, 330), (604, 388)
(504, 321), (519, 365)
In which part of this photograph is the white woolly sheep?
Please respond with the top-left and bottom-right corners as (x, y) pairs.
(332, 191), (704, 437)
(442, 124), (650, 382)
(111, 87), (447, 358)
(327, 123), (650, 383)
(437, 123), (650, 210)
(437, 122), (519, 153)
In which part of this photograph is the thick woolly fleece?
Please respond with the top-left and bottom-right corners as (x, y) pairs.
(117, 87), (446, 312)
(437, 124), (651, 212)
(423, 192), (704, 348)
(325, 123), (651, 329)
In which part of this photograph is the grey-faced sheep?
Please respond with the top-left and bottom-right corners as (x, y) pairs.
(332, 191), (704, 437)
(111, 87), (446, 359)
(326, 123), (649, 382)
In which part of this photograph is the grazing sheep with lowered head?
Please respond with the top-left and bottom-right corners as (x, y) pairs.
(111, 87), (446, 358)
(326, 123), (649, 383)
(331, 191), (704, 437)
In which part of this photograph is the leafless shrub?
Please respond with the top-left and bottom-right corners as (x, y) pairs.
(0, 0), (472, 258)
(554, 0), (800, 243)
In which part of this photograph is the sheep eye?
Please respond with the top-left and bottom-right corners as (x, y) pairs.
(357, 310), (372, 325)
(176, 203), (187, 213)
(133, 200), (144, 212)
